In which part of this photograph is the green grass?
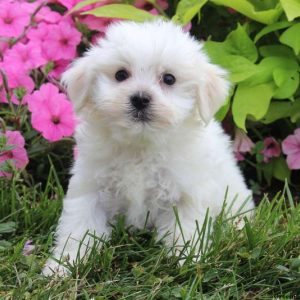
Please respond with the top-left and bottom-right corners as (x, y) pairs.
(1, 171), (300, 299)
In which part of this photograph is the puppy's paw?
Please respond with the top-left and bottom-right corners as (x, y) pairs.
(42, 259), (70, 277)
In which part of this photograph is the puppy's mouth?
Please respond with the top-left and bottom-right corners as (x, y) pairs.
(129, 109), (153, 123)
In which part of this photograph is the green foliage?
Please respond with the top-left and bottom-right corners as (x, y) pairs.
(210, 0), (283, 24)
(172, 0), (207, 25)
(82, 4), (158, 22)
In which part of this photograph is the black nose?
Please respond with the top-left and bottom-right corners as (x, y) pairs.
(130, 93), (151, 110)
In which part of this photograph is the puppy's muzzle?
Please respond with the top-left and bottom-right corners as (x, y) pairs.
(130, 92), (151, 110)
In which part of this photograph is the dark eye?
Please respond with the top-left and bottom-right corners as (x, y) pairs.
(115, 69), (130, 82)
(163, 73), (176, 85)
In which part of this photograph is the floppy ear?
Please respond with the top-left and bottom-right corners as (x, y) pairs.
(197, 63), (230, 124)
(61, 55), (94, 113)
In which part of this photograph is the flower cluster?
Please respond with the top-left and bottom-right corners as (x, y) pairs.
(0, 0), (169, 177)
(233, 128), (300, 173)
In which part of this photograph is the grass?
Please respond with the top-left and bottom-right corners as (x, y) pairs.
(0, 169), (300, 299)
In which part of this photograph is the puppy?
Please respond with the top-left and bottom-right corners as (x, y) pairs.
(43, 20), (254, 275)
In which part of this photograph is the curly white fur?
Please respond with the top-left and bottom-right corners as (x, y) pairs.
(43, 20), (254, 276)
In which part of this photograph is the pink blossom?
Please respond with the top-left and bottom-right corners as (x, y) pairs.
(79, 15), (112, 32)
(0, 1), (30, 38)
(0, 130), (29, 177)
(26, 83), (76, 142)
(0, 64), (35, 104)
(3, 42), (47, 71)
(27, 22), (50, 45)
(48, 60), (70, 79)
(282, 128), (300, 170)
(262, 137), (281, 163)
(21, 0), (61, 24)
(57, 0), (81, 10)
(22, 240), (35, 256)
(0, 40), (8, 56)
(42, 21), (81, 61)
(233, 128), (254, 161)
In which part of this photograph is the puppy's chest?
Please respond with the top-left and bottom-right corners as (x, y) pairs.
(96, 154), (180, 219)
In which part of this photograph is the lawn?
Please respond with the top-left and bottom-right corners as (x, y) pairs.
(1, 170), (300, 299)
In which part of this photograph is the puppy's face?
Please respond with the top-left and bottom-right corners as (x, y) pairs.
(63, 21), (229, 134)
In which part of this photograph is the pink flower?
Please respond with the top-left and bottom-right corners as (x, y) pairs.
(0, 1), (30, 38)
(0, 64), (35, 105)
(79, 15), (112, 32)
(0, 130), (29, 177)
(0, 40), (8, 56)
(25, 83), (76, 142)
(21, 0), (61, 24)
(22, 240), (35, 256)
(233, 128), (254, 161)
(57, 0), (81, 10)
(282, 128), (300, 170)
(27, 22), (50, 45)
(3, 42), (47, 71)
(48, 60), (70, 79)
(42, 21), (81, 61)
(262, 137), (281, 162)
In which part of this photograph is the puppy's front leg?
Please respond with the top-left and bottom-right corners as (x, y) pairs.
(43, 191), (110, 276)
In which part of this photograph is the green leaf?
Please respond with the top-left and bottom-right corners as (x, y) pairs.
(280, 23), (300, 55)
(232, 83), (275, 130)
(261, 99), (300, 124)
(273, 157), (291, 182)
(0, 222), (16, 234)
(244, 56), (298, 86)
(81, 4), (157, 22)
(215, 96), (230, 121)
(204, 42), (258, 83)
(69, 0), (106, 14)
(273, 72), (299, 99)
(173, 0), (207, 25)
(280, 0), (300, 21)
(224, 24), (258, 62)
(259, 45), (295, 58)
(254, 21), (293, 43)
(210, 0), (283, 24)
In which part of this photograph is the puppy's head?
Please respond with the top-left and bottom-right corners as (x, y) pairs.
(62, 21), (229, 134)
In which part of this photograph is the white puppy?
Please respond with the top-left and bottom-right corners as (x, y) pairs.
(43, 20), (254, 275)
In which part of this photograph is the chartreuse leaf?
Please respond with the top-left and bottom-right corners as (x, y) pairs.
(273, 157), (291, 182)
(280, 0), (300, 21)
(210, 0), (283, 24)
(273, 72), (299, 99)
(173, 0), (207, 25)
(69, 0), (103, 14)
(204, 41), (258, 83)
(224, 24), (258, 62)
(261, 99), (300, 124)
(81, 4), (156, 22)
(243, 56), (298, 87)
(232, 83), (275, 130)
(280, 23), (300, 55)
(259, 45), (295, 58)
(254, 21), (293, 43)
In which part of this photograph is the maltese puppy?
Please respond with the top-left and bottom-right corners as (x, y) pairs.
(43, 20), (254, 275)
